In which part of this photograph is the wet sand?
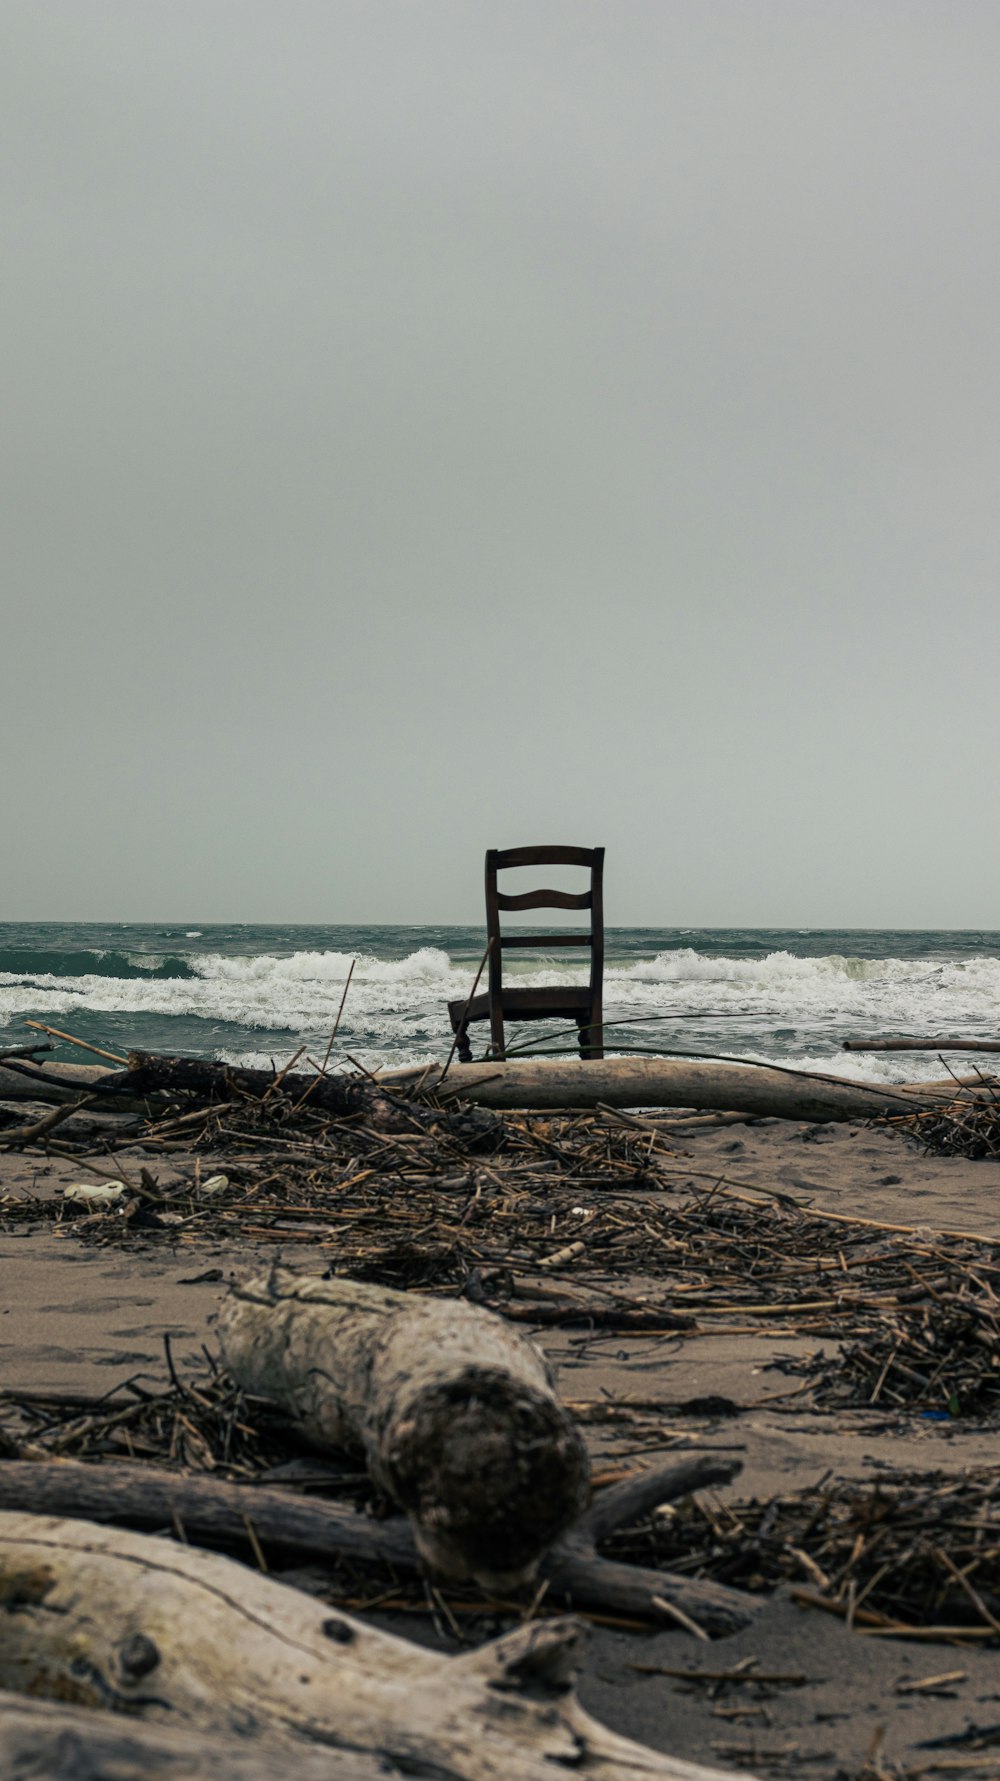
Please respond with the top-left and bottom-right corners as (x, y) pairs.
(4, 1117), (1000, 1777)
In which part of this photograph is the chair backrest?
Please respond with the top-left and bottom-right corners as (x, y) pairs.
(485, 845), (605, 1005)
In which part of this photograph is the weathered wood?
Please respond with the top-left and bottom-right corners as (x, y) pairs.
(0, 1456), (415, 1568)
(125, 1051), (500, 1144)
(843, 1037), (1000, 1054)
(0, 1452), (755, 1631)
(125, 1051), (425, 1127)
(0, 1057), (134, 1106)
(0, 1092), (97, 1150)
(383, 1056), (993, 1117)
(0, 1052), (499, 1145)
(217, 1267), (590, 1587)
(0, 1688), (390, 1779)
(2, 1052), (989, 1121)
(0, 1513), (755, 1781)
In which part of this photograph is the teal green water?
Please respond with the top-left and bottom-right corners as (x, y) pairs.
(1, 923), (998, 1082)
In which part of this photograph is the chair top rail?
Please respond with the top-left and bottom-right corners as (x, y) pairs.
(496, 888), (592, 913)
(491, 845), (602, 870)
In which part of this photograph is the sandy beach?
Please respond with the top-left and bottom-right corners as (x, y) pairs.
(5, 1109), (1000, 1778)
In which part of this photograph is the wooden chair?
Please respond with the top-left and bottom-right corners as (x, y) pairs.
(448, 846), (604, 1062)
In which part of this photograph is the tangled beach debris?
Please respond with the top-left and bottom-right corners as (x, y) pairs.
(5, 1037), (1000, 1776)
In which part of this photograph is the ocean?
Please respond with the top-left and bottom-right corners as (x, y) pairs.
(1, 923), (998, 1085)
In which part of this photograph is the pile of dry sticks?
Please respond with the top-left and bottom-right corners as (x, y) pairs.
(5, 1036), (1000, 1647)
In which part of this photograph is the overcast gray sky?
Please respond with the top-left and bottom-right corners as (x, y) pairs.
(3, 2), (999, 927)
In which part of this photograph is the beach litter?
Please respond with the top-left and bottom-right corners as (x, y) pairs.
(62, 1180), (129, 1208)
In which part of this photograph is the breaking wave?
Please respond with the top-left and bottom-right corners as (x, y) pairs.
(1, 930), (998, 1081)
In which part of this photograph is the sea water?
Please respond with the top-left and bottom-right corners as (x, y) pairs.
(1, 923), (998, 1085)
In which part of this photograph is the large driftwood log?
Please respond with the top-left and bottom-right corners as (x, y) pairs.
(382, 1056), (993, 1117)
(0, 1513), (754, 1781)
(0, 1452), (755, 1631)
(0, 1057), (146, 1108)
(3, 1052), (990, 1121)
(0, 1689), (391, 1780)
(218, 1268), (590, 1587)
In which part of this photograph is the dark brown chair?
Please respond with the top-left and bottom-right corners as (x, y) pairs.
(448, 846), (604, 1062)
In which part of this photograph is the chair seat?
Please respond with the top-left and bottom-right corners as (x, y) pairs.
(448, 985), (593, 1026)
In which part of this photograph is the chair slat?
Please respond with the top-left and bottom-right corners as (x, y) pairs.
(500, 932), (592, 948)
(493, 845), (598, 869)
(495, 889), (592, 912)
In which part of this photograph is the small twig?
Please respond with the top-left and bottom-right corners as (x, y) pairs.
(651, 1594), (710, 1641)
(24, 1021), (128, 1065)
(933, 1545), (1000, 1634)
(0, 1094), (98, 1150)
(242, 1512), (269, 1573)
(322, 959), (356, 1073)
(262, 1046), (307, 1102)
(162, 1333), (190, 1401)
(439, 940), (493, 1085)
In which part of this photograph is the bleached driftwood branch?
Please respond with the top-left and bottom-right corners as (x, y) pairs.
(2, 1051), (990, 1121)
(382, 1056), (992, 1118)
(0, 1513), (755, 1781)
(0, 1688), (389, 1780)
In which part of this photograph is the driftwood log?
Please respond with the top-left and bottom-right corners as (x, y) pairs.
(0, 1052), (498, 1146)
(0, 1452), (754, 1631)
(0, 1512), (754, 1781)
(123, 1051), (497, 1143)
(844, 1037), (1000, 1054)
(0, 1057), (149, 1109)
(0, 1054), (403, 1117)
(0, 1689), (391, 1780)
(2, 1051), (992, 1123)
(217, 1268), (590, 1587)
(383, 1056), (993, 1118)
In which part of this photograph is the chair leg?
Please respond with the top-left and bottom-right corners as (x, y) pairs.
(456, 1022), (473, 1064)
(577, 1012), (604, 1060)
(488, 996), (506, 1062)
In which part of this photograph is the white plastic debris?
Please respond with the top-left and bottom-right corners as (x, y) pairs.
(197, 1173), (229, 1198)
(538, 1239), (586, 1269)
(63, 1181), (129, 1208)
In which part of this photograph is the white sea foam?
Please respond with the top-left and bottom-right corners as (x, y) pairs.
(2, 942), (998, 1082)
(611, 947), (935, 986)
(189, 945), (455, 988)
(0, 947), (469, 1035)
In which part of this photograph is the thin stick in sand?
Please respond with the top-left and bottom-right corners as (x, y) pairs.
(439, 939), (492, 1084)
(290, 961), (358, 1112)
(322, 958), (357, 1072)
(24, 1020), (127, 1066)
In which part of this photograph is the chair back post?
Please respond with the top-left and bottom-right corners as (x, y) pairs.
(586, 847), (605, 1057)
(483, 850), (506, 1058)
